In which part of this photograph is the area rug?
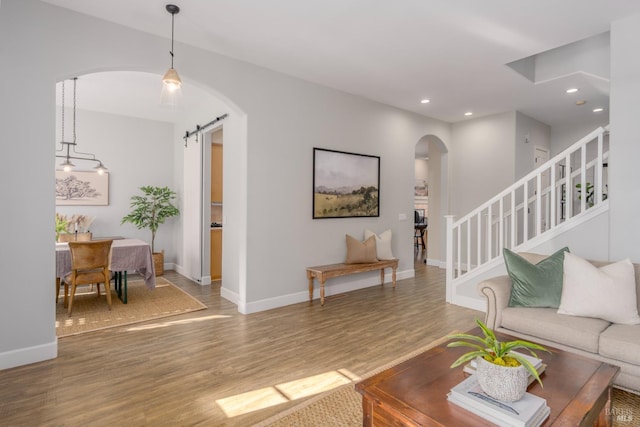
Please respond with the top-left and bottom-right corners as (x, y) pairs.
(253, 333), (454, 427)
(56, 277), (207, 337)
(254, 333), (640, 427)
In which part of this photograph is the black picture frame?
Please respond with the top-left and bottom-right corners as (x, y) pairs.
(313, 148), (380, 219)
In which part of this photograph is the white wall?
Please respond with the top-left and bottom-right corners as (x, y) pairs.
(609, 14), (640, 262)
(1, 0), (57, 368)
(242, 89), (451, 308)
(550, 116), (610, 156)
(0, 0), (451, 368)
(450, 112), (516, 216)
(514, 112), (550, 180)
(414, 159), (428, 184)
(427, 141), (442, 266)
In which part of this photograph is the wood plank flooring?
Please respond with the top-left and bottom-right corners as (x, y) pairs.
(0, 252), (480, 426)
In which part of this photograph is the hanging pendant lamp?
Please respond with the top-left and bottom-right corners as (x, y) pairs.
(161, 4), (182, 106)
(55, 77), (107, 174)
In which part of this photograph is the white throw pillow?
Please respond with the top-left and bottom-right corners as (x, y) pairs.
(558, 252), (640, 325)
(364, 229), (395, 260)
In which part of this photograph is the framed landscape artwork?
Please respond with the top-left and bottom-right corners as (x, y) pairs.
(313, 148), (380, 219)
(55, 170), (109, 206)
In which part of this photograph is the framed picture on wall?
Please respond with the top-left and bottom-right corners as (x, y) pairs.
(313, 148), (380, 219)
(414, 179), (428, 197)
(55, 170), (109, 206)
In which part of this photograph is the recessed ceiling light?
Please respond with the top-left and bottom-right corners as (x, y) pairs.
(464, 112), (473, 116)
(593, 108), (604, 113)
(575, 100), (586, 106)
(566, 88), (579, 94)
(420, 99), (430, 104)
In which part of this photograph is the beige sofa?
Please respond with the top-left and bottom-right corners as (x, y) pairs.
(478, 253), (640, 393)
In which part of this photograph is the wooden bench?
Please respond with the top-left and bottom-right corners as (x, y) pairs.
(306, 259), (399, 306)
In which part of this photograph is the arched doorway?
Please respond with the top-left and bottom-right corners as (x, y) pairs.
(414, 135), (448, 267)
(53, 70), (247, 306)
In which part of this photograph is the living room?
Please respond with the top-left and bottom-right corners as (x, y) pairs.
(2, 1), (640, 423)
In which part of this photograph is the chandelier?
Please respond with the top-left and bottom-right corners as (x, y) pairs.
(56, 77), (107, 174)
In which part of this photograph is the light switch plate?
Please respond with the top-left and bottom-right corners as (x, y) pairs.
(399, 213), (407, 221)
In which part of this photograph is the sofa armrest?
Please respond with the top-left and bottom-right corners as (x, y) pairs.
(477, 275), (512, 330)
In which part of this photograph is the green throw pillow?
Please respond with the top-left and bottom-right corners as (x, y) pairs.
(504, 247), (570, 308)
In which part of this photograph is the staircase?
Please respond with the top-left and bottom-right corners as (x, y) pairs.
(445, 126), (609, 310)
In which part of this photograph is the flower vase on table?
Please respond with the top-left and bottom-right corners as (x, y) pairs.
(446, 319), (549, 402)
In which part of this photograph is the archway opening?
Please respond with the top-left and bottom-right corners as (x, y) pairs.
(414, 135), (448, 267)
(53, 69), (249, 318)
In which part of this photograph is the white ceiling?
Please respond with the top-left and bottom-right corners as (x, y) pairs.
(44, 0), (640, 126)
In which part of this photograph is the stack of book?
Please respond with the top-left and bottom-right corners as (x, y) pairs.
(448, 371), (550, 426)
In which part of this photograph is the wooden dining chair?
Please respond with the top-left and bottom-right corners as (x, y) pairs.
(63, 239), (114, 316)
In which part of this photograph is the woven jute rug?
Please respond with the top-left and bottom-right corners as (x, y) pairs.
(253, 334), (454, 427)
(56, 277), (207, 337)
(255, 334), (640, 427)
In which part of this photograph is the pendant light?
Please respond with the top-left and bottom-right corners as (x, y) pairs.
(55, 77), (107, 174)
(161, 4), (182, 106)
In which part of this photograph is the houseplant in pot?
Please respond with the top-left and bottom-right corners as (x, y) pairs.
(447, 319), (549, 402)
(121, 186), (180, 276)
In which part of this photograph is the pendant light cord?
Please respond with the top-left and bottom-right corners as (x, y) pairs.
(55, 77), (107, 171)
(170, 11), (175, 68)
(73, 77), (77, 144)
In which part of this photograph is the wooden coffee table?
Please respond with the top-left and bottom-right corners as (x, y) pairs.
(355, 327), (620, 426)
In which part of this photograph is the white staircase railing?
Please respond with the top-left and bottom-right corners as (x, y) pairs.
(445, 126), (609, 302)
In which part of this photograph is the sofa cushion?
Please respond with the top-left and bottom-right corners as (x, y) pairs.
(344, 234), (378, 264)
(591, 261), (640, 313)
(504, 247), (569, 308)
(599, 324), (640, 366)
(501, 307), (610, 353)
(558, 253), (640, 325)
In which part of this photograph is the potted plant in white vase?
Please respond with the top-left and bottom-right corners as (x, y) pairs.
(121, 186), (180, 276)
(446, 319), (549, 402)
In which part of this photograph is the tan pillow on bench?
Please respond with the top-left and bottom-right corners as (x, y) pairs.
(345, 234), (378, 264)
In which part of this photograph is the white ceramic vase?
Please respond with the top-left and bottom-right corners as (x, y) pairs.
(476, 356), (529, 402)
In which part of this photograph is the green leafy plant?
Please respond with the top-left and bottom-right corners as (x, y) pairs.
(446, 319), (549, 386)
(55, 213), (69, 240)
(576, 182), (608, 207)
(121, 186), (180, 253)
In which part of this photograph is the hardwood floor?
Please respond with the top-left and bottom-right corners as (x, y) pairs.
(0, 251), (480, 426)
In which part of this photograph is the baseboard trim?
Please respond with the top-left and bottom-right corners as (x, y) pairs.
(171, 264), (213, 286)
(221, 286), (240, 306)
(0, 339), (57, 371)
(426, 258), (445, 268)
(451, 294), (486, 312)
(240, 268), (414, 314)
(173, 263), (187, 277)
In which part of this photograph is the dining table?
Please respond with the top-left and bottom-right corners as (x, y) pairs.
(56, 238), (156, 304)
